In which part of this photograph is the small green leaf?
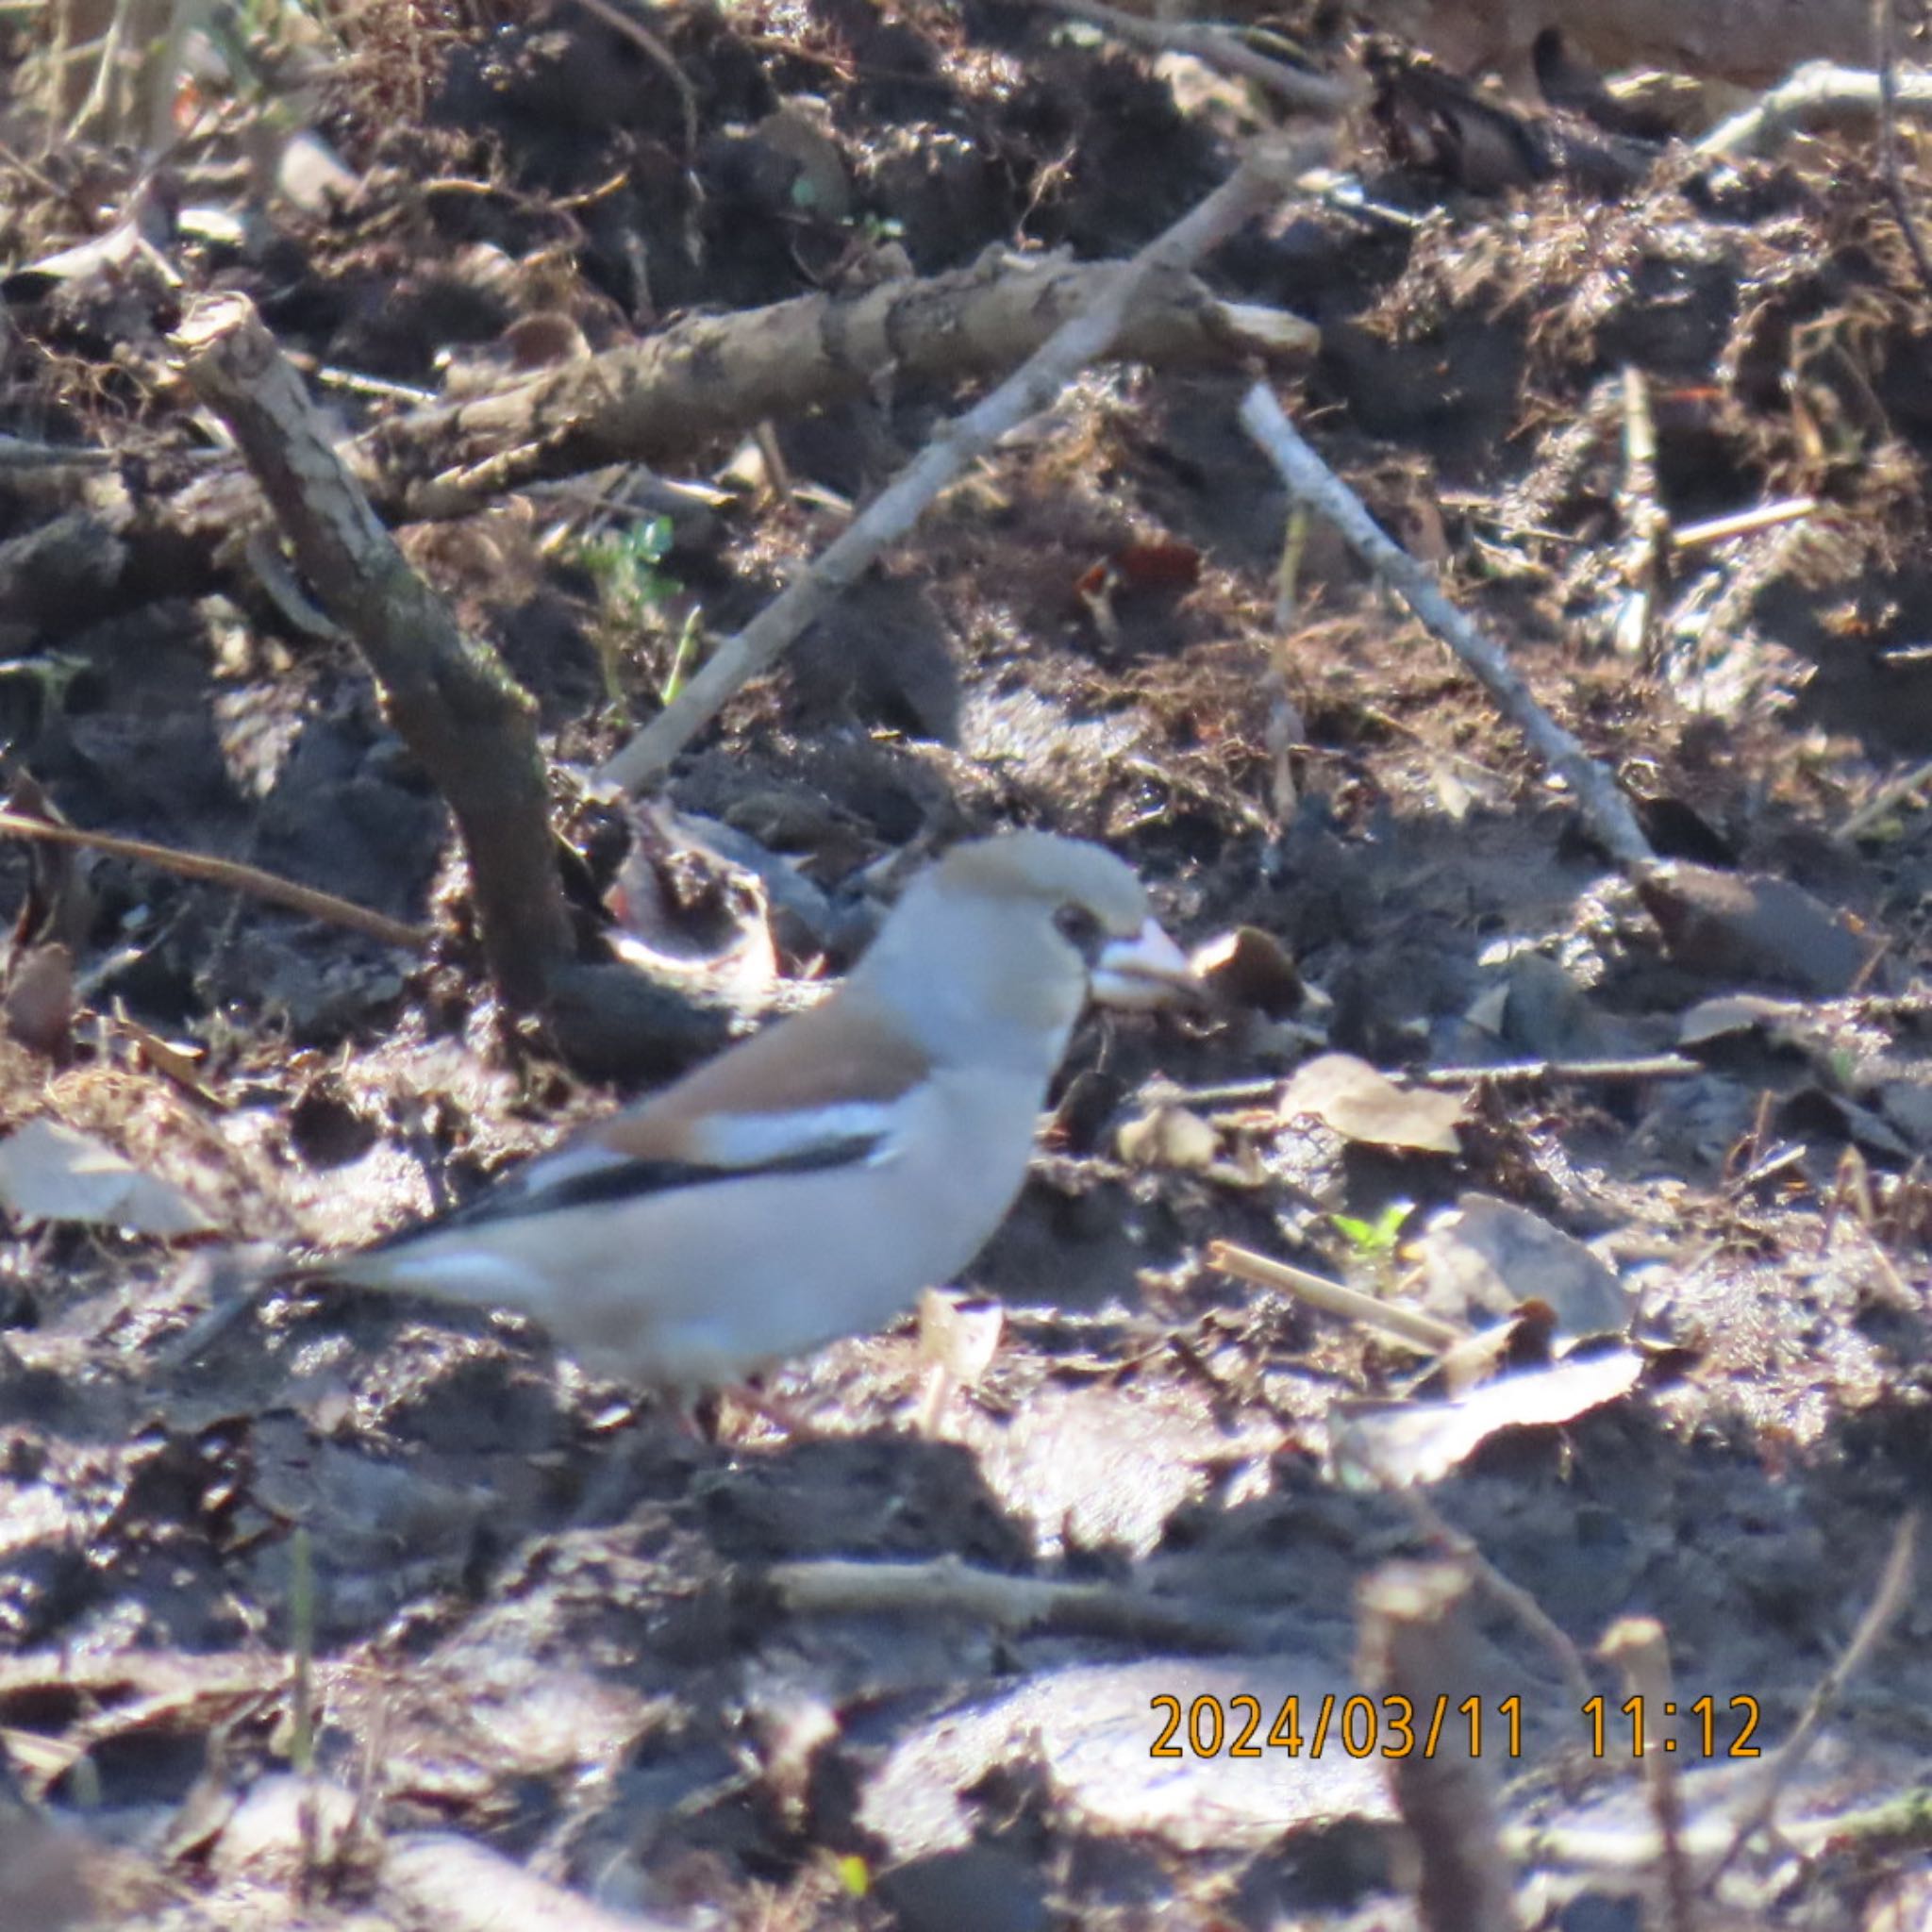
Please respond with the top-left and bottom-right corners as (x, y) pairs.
(1331, 1200), (1411, 1257)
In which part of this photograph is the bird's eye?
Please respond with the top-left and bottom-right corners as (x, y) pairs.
(1053, 903), (1105, 959)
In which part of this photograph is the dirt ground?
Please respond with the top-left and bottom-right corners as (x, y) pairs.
(2, 2), (1932, 1926)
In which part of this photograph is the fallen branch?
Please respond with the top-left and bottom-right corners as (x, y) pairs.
(1239, 380), (1655, 867)
(1033, 0), (1359, 114)
(379, 255), (1318, 525)
(603, 134), (1324, 792)
(0, 809), (427, 952)
(173, 295), (575, 1009)
(23, 258), (1318, 638)
(765, 1554), (1239, 1647)
(1697, 60), (1932, 159)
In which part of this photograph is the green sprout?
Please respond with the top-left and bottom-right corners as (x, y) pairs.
(1330, 1200), (1412, 1260)
(572, 515), (708, 712)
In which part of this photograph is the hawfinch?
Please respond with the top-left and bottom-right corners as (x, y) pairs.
(299, 832), (1194, 1396)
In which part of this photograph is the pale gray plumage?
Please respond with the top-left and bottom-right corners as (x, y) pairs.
(318, 831), (1194, 1393)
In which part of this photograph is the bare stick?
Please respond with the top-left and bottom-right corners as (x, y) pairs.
(0, 808), (427, 950)
(1710, 1511), (1919, 1883)
(1357, 1563), (1521, 1932)
(1670, 497), (1815, 551)
(173, 295), (575, 1008)
(1874, 0), (1932, 298)
(1032, 0), (1358, 114)
(0, 434), (114, 471)
(1417, 1054), (1699, 1087)
(767, 1554), (1238, 1647)
(603, 136), (1322, 793)
(1612, 364), (1667, 659)
(385, 258), (1314, 522)
(1698, 62), (1932, 160)
(1240, 381), (1654, 866)
(1391, 1488), (1594, 1712)
(1598, 1618), (1694, 1932)
(1208, 1239), (1468, 1351)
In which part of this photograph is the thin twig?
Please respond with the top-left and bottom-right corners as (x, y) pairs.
(1613, 364), (1667, 659)
(0, 434), (114, 470)
(602, 135), (1324, 792)
(1208, 1239), (1468, 1352)
(1418, 1054), (1700, 1088)
(1708, 1511), (1919, 1884)
(767, 1554), (1240, 1647)
(1837, 755), (1932, 841)
(0, 809), (428, 951)
(1874, 0), (1932, 297)
(1391, 1488), (1595, 1713)
(1031, 0), (1357, 115)
(1671, 497), (1815, 552)
(1240, 381), (1654, 866)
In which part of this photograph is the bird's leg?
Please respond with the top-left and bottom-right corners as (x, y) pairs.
(914, 1287), (1004, 1434)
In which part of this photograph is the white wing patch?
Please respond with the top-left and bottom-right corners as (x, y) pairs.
(692, 1099), (906, 1170)
(514, 1141), (632, 1191)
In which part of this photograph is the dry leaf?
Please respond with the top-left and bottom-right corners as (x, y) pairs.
(1677, 993), (1797, 1045)
(1411, 1193), (1629, 1336)
(0, 1119), (215, 1239)
(1331, 1349), (1644, 1487)
(1637, 862), (1867, 995)
(1280, 1055), (1463, 1155)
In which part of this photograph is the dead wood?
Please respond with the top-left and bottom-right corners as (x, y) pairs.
(172, 294), (575, 1012)
(15, 258), (1314, 637)
(1034, 0), (1360, 112)
(1239, 381), (1655, 868)
(1357, 1563), (1521, 1932)
(368, 254), (1315, 523)
(601, 136), (1324, 793)
(1352, 0), (1921, 92)
(1699, 60), (1932, 158)
(153, 255), (1315, 546)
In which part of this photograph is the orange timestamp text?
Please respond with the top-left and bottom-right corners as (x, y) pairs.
(1148, 1693), (1765, 1759)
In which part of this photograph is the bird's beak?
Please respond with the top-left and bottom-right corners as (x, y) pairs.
(1091, 918), (1203, 1010)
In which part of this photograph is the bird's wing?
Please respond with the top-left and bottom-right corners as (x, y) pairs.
(373, 995), (933, 1247)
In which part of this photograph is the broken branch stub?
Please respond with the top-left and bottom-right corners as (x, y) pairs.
(172, 293), (574, 1010)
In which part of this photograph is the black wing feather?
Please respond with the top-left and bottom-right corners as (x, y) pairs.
(373, 1131), (887, 1253)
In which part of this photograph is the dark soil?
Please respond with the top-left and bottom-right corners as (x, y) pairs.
(1, 3), (1930, 1927)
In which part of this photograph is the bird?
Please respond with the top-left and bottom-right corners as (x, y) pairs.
(208, 831), (1197, 1401)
